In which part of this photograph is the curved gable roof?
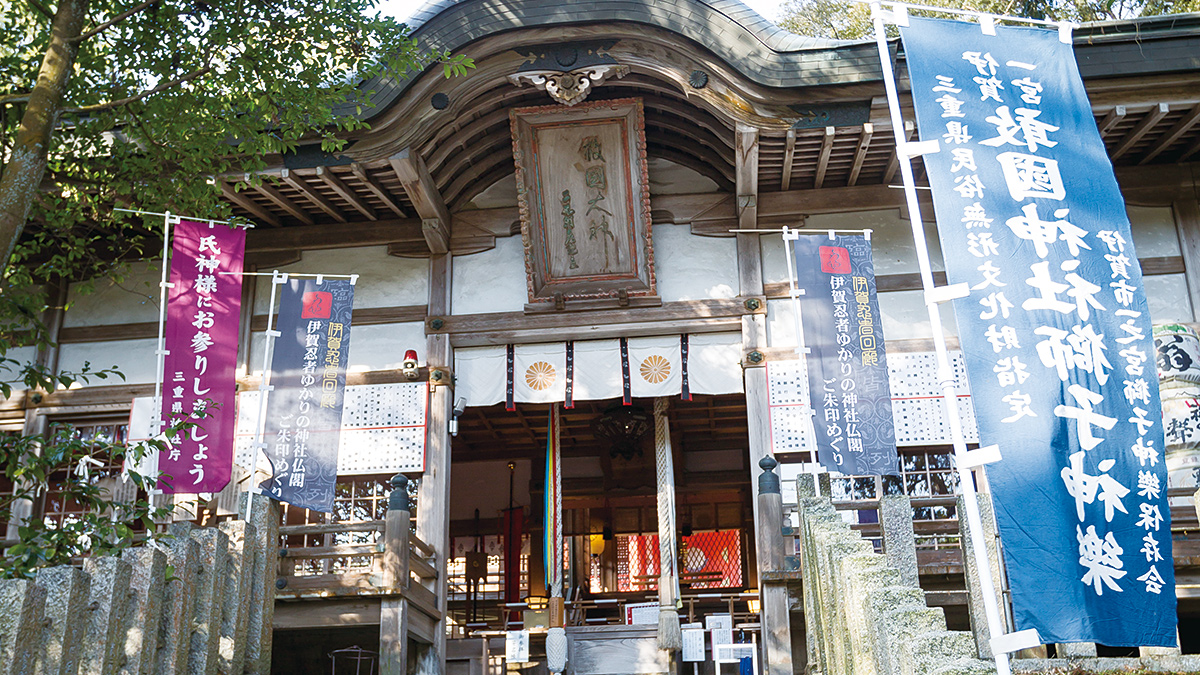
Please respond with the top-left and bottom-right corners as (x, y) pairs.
(354, 0), (880, 116)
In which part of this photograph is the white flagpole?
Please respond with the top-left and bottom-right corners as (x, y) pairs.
(868, 4), (1014, 673)
(781, 226), (821, 495)
(245, 270), (287, 523)
(145, 211), (176, 492)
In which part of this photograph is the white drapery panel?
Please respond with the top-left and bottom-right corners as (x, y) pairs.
(454, 333), (745, 407)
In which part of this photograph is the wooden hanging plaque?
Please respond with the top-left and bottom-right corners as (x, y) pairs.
(510, 97), (657, 308)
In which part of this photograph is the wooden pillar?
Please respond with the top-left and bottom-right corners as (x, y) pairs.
(416, 253), (453, 675)
(382, 474), (413, 675)
(735, 123), (791, 675)
(9, 279), (66, 541)
(1172, 191), (1200, 321)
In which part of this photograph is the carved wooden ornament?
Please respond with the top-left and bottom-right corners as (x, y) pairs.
(510, 98), (656, 306)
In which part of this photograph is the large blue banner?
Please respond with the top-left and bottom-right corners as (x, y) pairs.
(261, 278), (355, 512)
(902, 17), (1175, 646)
(795, 234), (899, 476)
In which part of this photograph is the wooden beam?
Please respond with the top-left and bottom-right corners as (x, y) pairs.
(316, 166), (377, 221)
(349, 163), (407, 217)
(735, 124), (762, 301)
(389, 149), (451, 254)
(884, 121), (913, 184)
(245, 217), (424, 253)
(1111, 103), (1169, 161)
(1097, 105), (1127, 139)
(780, 129), (796, 191)
(248, 176), (315, 225)
(281, 168), (346, 223)
(735, 124), (759, 232)
(1138, 103), (1200, 164)
(814, 126), (835, 190)
(848, 123), (874, 187)
(219, 181), (280, 226)
(1181, 135), (1200, 163)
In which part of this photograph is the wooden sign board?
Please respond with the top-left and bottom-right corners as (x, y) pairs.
(510, 98), (657, 308)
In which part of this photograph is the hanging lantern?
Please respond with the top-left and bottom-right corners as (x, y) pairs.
(592, 404), (651, 460)
(589, 532), (606, 556)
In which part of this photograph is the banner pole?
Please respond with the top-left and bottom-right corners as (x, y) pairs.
(781, 227), (821, 496)
(246, 270), (287, 523)
(146, 211), (177, 491)
(869, 4), (1013, 673)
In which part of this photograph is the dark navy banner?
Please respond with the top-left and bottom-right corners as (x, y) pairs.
(902, 16), (1174, 646)
(795, 234), (899, 476)
(261, 278), (355, 512)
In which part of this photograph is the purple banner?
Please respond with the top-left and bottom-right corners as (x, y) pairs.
(160, 220), (245, 493)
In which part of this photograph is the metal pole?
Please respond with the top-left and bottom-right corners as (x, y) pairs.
(868, 4), (1012, 673)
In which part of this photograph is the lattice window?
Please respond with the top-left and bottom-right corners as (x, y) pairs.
(281, 473), (419, 576)
(598, 531), (744, 593)
(42, 421), (145, 530)
(829, 447), (960, 549)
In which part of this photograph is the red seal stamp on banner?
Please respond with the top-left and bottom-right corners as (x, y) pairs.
(301, 291), (333, 319)
(819, 246), (851, 274)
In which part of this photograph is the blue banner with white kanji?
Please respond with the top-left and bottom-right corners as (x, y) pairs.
(261, 278), (355, 513)
(901, 16), (1175, 646)
(795, 234), (899, 477)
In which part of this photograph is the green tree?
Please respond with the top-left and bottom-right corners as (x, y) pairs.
(778, 0), (1200, 40)
(0, 0), (470, 577)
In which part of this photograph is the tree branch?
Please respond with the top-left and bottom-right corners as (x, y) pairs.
(0, 93), (32, 106)
(26, 0), (53, 20)
(71, 0), (159, 43)
(66, 65), (212, 114)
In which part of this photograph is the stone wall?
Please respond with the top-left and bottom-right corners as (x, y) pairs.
(795, 482), (995, 675)
(0, 494), (278, 675)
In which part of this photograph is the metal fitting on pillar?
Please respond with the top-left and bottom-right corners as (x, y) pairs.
(758, 456), (781, 495)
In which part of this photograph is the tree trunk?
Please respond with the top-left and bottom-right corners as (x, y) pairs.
(0, 0), (89, 266)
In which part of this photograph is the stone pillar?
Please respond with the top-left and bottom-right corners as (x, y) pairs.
(188, 527), (230, 675)
(956, 494), (1008, 660)
(79, 556), (133, 675)
(35, 566), (90, 675)
(1055, 642), (1096, 658)
(879, 495), (920, 588)
(0, 578), (45, 675)
(120, 545), (167, 675)
(239, 492), (280, 674)
(218, 519), (255, 675)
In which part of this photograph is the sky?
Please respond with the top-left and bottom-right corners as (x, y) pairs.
(375, 0), (786, 24)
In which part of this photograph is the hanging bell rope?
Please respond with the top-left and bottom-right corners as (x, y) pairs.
(654, 397), (683, 651)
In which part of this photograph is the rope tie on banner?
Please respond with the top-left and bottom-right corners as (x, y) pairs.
(654, 397), (682, 651)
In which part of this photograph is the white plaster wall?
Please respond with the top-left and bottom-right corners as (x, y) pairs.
(1145, 274), (1194, 324)
(767, 290), (958, 347)
(254, 246), (428, 313)
(64, 261), (161, 327)
(452, 235), (528, 314)
(1128, 205), (1180, 257)
(57, 338), (159, 385)
(246, 321), (426, 377)
(0, 346), (38, 396)
(651, 224), (738, 301)
(761, 210), (944, 284)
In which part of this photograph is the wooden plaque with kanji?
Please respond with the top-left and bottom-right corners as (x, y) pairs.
(510, 98), (657, 308)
